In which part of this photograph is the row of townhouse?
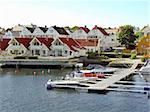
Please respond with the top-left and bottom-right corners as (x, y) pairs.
(0, 36), (100, 58)
(3, 25), (120, 51)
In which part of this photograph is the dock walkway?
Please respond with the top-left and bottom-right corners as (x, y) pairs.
(87, 62), (139, 90)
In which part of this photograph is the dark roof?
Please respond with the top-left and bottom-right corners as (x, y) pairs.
(53, 26), (69, 35)
(6, 28), (12, 32)
(26, 27), (35, 33)
(39, 27), (48, 33)
(0, 38), (10, 50)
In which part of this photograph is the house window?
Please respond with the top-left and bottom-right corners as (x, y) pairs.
(65, 50), (67, 54)
(141, 44), (145, 48)
(112, 39), (114, 41)
(35, 50), (40, 55)
(14, 50), (18, 55)
(32, 50), (34, 54)
(12, 40), (18, 46)
(22, 51), (24, 54)
(10, 50), (13, 54)
(58, 50), (62, 56)
(43, 50), (46, 55)
(70, 51), (72, 55)
(33, 40), (40, 46)
(49, 30), (53, 33)
(55, 40), (61, 45)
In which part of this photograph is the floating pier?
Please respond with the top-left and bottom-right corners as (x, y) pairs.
(87, 62), (139, 91)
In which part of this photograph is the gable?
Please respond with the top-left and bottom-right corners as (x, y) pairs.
(33, 27), (45, 35)
(21, 27), (32, 35)
(9, 38), (19, 45)
(45, 27), (58, 35)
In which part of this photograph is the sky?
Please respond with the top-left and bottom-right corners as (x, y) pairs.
(0, 0), (149, 29)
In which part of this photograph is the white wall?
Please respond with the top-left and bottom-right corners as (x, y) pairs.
(32, 27), (45, 36)
(72, 29), (88, 39)
(45, 27), (59, 38)
(88, 29), (104, 39)
(20, 27), (32, 36)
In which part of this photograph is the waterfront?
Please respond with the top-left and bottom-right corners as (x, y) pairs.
(0, 68), (149, 112)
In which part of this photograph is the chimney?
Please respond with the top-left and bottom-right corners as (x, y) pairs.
(95, 25), (97, 28)
(85, 25), (87, 28)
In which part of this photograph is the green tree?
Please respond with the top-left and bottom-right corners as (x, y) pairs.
(118, 25), (138, 49)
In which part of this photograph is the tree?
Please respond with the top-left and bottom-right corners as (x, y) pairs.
(118, 25), (138, 49)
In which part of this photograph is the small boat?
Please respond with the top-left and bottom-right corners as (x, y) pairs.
(46, 79), (80, 90)
(80, 64), (117, 74)
(139, 59), (150, 75)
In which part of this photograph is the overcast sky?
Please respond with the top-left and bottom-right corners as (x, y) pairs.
(0, 0), (149, 29)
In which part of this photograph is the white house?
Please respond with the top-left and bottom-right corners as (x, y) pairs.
(71, 26), (90, 39)
(32, 27), (46, 37)
(20, 27), (34, 37)
(45, 26), (69, 38)
(75, 39), (100, 53)
(105, 27), (120, 47)
(141, 25), (150, 36)
(29, 37), (53, 56)
(88, 26), (115, 51)
(50, 37), (85, 57)
(6, 38), (32, 55)
(4, 29), (14, 38)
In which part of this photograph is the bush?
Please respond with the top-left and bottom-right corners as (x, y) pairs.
(131, 53), (136, 59)
(99, 55), (109, 60)
(87, 52), (98, 59)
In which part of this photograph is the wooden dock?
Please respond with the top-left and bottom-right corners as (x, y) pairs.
(87, 62), (139, 91)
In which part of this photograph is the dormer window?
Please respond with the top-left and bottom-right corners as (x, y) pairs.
(50, 30), (53, 33)
(33, 39), (40, 46)
(12, 40), (18, 46)
(55, 40), (61, 45)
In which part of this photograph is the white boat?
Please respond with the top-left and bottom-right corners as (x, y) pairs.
(46, 79), (89, 90)
(139, 59), (150, 75)
(80, 64), (117, 74)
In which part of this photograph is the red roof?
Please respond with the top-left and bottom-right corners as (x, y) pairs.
(79, 27), (90, 33)
(16, 38), (32, 48)
(59, 37), (82, 51)
(37, 37), (54, 48)
(93, 26), (109, 36)
(0, 39), (10, 50)
(75, 39), (98, 47)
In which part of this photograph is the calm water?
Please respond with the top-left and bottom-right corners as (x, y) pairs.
(0, 68), (149, 112)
